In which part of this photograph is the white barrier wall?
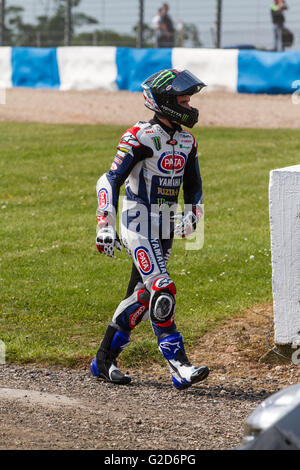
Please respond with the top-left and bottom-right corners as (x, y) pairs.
(0, 47), (12, 88)
(57, 46), (118, 91)
(269, 165), (300, 346)
(172, 48), (238, 92)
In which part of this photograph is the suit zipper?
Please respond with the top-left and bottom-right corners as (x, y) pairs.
(167, 134), (177, 182)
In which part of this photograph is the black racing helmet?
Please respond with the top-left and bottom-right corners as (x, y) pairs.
(141, 69), (206, 128)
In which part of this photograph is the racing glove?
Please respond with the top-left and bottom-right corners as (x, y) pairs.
(173, 205), (203, 239)
(96, 211), (122, 258)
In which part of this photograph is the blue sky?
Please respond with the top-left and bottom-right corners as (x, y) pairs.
(8, 0), (300, 49)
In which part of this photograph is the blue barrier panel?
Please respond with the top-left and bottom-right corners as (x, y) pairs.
(116, 48), (172, 92)
(11, 47), (60, 89)
(237, 50), (300, 94)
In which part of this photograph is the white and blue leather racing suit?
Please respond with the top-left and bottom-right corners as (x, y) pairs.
(96, 115), (203, 339)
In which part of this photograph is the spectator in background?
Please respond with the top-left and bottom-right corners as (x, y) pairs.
(271, 0), (288, 51)
(152, 7), (163, 47)
(157, 3), (175, 48)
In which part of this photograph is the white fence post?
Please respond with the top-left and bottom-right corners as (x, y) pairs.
(0, 340), (5, 364)
(269, 165), (300, 347)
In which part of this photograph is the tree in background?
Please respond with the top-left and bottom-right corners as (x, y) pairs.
(4, 5), (37, 45)
(74, 22), (202, 48)
(36, 0), (98, 46)
(73, 29), (137, 47)
(181, 23), (202, 48)
(5, 0), (98, 47)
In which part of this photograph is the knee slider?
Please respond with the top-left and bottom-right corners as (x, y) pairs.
(114, 286), (150, 331)
(150, 277), (176, 326)
(137, 286), (150, 307)
(128, 287), (150, 329)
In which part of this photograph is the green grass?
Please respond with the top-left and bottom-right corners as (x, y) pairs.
(1, 123), (299, 368)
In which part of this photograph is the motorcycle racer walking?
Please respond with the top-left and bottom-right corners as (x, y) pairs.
(90, 69), (210, 390)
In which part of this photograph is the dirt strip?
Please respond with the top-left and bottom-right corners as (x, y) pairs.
(0, 88), (299, 128)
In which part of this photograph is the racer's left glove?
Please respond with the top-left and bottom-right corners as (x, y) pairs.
(173, 205), (203, 239)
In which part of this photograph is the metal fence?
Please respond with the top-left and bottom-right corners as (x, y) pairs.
(0, 0), (299, 50)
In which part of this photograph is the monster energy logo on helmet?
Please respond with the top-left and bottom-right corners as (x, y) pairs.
(151, 70), (177, 89)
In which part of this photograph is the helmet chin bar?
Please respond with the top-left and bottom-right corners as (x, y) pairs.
(161, 107), (199, 129)
(156, 108), (198, 129)
(178, 105), (199, 128)
(162, 95), (199, 128)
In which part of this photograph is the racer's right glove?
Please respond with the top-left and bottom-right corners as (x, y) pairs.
(96, 212), (122, 258)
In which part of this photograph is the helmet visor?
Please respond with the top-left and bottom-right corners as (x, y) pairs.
(171, 70), (206, 95)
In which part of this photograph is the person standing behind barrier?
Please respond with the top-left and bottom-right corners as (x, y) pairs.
(152, 7), (163, 47)
(270, 0), (288, 51)
(157, 3), (175, 48)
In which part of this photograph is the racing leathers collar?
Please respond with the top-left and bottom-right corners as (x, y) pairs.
(150, 114), (182, 138)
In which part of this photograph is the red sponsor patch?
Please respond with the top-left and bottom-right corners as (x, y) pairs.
(159, 153), (185, 174)
(98, 189), (108, 210)
(129, 305), (147, 329)
(135, 247), (154, 275)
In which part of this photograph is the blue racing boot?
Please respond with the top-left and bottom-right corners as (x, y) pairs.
(158, 332), (209, 390)
(90, 323), (131, 385)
